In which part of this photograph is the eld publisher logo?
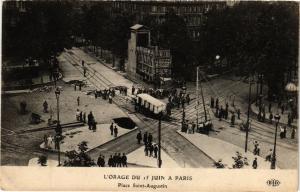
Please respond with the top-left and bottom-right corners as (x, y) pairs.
(267, 179), (280, 187)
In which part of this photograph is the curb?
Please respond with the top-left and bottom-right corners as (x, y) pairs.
(41, 127), (139, 154)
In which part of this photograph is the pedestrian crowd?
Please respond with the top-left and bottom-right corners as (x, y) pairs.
(75, 110), (97, 131)
(94, 88), (116, 104)
(136, 131), (159, 159)
(96, 153), (128, 167)
(258, 99), (297, 128)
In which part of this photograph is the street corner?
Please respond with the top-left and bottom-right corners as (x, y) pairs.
(40, 123), (137, 153)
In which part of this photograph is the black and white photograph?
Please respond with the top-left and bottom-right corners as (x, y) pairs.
(1, 0), (299, 190)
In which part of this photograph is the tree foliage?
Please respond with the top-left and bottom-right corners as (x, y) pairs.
(63, 141), (96, 167)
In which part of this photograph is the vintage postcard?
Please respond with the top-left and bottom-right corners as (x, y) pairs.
(0, 0), (298, 191)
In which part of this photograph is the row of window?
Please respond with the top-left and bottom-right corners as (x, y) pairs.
(112, 2), (226, 14)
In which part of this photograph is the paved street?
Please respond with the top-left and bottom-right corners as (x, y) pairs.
(62, 48), (298, 169)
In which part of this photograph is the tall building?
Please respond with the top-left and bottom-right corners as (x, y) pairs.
(109, 1), (228, 41)
(127, 24), (172, 83)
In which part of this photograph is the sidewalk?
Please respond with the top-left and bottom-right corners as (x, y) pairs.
(127, 144), (181, 168)
(58, 54), (85, 83)
(76, 47), (153, 89)
(40, 124), (137, 153)
(177, 130), (275, 169)
(251, 103), (298, 128)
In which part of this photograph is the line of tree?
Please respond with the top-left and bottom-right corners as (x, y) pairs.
(3, 1), (298, 96)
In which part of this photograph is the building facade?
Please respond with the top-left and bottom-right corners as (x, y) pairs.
(127, 24), (172, 83)
(109, 1), (230, 41)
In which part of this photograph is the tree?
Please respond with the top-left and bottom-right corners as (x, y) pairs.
(63, 141), (96, 167)
(200, 2), (298, 96)
(158, 9), (194, 80)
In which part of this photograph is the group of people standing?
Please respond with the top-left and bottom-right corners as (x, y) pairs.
(136, 131), (159, 159)
(167, 90), (191, 109)
(97, 153), (128, 167)
(109, 122), (119, 137)
(75, 110), (97, 131)
(94, 88), (115, 104)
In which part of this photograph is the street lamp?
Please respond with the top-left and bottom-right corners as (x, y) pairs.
(271, 113), (280, 169)
(158, 112), (163, 168)
(245, 76), (254, 152)
(55, 88), (62, 166)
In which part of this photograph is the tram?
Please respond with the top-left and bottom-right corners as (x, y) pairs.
(135, 93), (166, 119)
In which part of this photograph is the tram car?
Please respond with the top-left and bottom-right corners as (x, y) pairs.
(135, 93), (166, 119)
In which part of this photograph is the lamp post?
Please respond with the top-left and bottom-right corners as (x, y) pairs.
(245, 76), (254, 152)
(55, 88), (61, 166)
(158, 112), (162, 168)
(271, 113), (280, 169)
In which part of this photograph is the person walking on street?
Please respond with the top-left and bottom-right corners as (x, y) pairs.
(288, 113), (292, 127)
(101, 155), (105, 167)
(44, 134), (48, 148)
(79, 111), (83, 122)
(43, 100), (48, 113)
(92, 121), (97, 132)
(97, 155), (104, 167)
(109, 94), (112, 104)
(77, 96), (80, 106)
(269, 112), (273, 124)
(231, 113), (235, 127)
(144, 145), (149, 156)
(149, 144), (154, 157)
(143, 132), (148, 145)
(87, 111), (94, 130)
(117, 153), (122, 167)
(114, 126), (118, 137)
(262, 111), (266, 122)
(219, 106), (223, 120)
(283, 126), (287, 138)
(237, 109), (241, 119)
(110, 123), (114, 136)
(291, 127), (296, 139)
(154, 145), (158, 158)
(216, 98), (219, 109)
(108, 155), (113, 167)
(74, 84), (77, 91)
(83, 67), (87, 77)
(112, 153), (117, 167)
(192, 122), (196, 134)
(121, 153), (127, 167)
(252, 157), (258, 169)
(280, 126), (285, 139)
(148, 133), (153, 144)
(186, 94), (190, 105)
(136, 131), (142, 144)
(215, 105), (219, 118)
(76, 109), (80, 121)
(253, 141), (260, 155)
(83, 112), (86, 123)
(265, 149), (273, 162)
(95, 90), (98, 99)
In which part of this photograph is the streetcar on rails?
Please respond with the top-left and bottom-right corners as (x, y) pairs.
(134, 93), (167, 119)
